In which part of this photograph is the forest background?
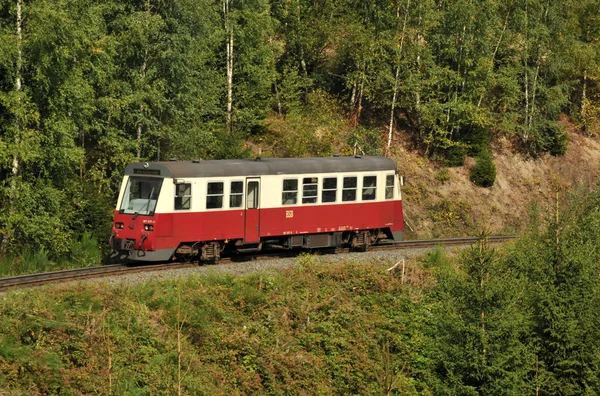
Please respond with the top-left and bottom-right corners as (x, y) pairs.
(1, 0), (600, 263)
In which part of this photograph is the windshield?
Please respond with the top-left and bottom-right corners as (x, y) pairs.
(119, 177), (163, 215)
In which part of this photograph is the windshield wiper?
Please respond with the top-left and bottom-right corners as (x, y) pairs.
(133, 187), (156, 219)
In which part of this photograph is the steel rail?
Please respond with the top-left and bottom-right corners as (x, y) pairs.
(0, 262), (194, 292)
(0, 235), (515, 291)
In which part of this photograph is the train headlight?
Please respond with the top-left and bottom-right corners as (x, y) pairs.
(144, 224), (154, 231)
(116, 222), (124, 229)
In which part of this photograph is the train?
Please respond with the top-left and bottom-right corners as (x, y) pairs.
(110, 155), (404, 262)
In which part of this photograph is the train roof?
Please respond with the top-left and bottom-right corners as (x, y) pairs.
(124, 156), (397, 179)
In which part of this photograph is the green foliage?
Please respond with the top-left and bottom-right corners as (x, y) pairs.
(347, 126), (384, 156)
(548, 124), (569, 157)
(69, 232), (102, 267)
(434, 167), (450, 184)
(428, 239), (534, 394)
(444, 144), (467, 167)
(261, 91), (348, 157)
(470, 149), (497, 188)
(506, 185), (600, 394)
(421, 246), (451, 269)
(427, 198), (472, 235)
(463, 126), (491, 157)
(273, 65), (306, 117)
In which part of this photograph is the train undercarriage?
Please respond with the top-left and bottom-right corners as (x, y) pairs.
(172, 228), (393, 262)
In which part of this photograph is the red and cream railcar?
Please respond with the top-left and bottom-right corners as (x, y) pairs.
(110, 156), (404, 262)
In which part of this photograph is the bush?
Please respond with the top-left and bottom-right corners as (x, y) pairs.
(549, 125), (568, 156)
(470, 150), (496, 187)
(444, 145), (467, 167)
(69, 232), (102, 267)
(464, 125), (491, 157)
(435, 167), (450, 184)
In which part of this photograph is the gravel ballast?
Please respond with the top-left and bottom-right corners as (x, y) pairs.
(94, 247), (444, 287)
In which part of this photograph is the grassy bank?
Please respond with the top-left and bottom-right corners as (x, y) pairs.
(0, 257), (430, 395)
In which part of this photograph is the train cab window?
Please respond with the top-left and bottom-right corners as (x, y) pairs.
(342, 177), (357, 202)
(175, 183), (191, 210)
(362, 176), (377, 201)
(120, 177), (163, 215)
(302, 177), (318, 204)
(322, 177), (337, 203)
(385, 175), (395, 199)
(206, 182), (224, 209)
(230, 181), (243, 208)
(282, 179), (298, 205)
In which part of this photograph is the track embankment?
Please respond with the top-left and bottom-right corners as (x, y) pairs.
(0, 236), (514, 291)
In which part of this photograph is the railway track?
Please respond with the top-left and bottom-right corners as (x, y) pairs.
(0, 235), (515, 291)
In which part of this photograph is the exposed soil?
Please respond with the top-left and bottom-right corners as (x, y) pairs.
(395, 132), (600, 238)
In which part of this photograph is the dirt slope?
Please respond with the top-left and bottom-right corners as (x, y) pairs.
(396, 133), (600, 238)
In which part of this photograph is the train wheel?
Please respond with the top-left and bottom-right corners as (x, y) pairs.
(201, 241), (222, 262)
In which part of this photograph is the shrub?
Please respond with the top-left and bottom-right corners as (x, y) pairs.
(69, 232), (102, 267)
(435, 167), (450, 184)
(464, 125), (491, 157)
(549, 125), (568, 156)
(444, 145), (467, 167)
(470, 150), (496, 187)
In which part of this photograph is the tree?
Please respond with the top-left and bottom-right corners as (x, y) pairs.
(470, 149), (496, 187)
(508, 184), (600, 394)
(427, 237), (533, 394)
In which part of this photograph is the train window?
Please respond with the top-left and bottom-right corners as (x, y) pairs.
(385, 175), (395, 199)
(362, 176), (377, 201)
(302, 177), (318, 204)
(342, 177), (357, 202)
(230, 181), (243, 208)
(120, 177), (163, 215)
(206, 182), (224, 209)
(247, 181), (259, 209)
(175, 183), (191, 210)
(322, 177), (337, 203)
(282, 179), (298, 205)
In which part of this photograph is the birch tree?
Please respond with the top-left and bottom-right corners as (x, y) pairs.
(0, 0), (23, 253)
(220, 0), (276, 137)
(224, 0), (233, 134)
(386, 0), (411, 156)
(572, 0), (600, 135)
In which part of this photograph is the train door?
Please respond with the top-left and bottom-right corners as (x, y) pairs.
(244, 178), (260, 243)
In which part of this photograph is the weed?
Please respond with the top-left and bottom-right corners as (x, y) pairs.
(435, 167), (450, 184)
(421, 246), (450, 270)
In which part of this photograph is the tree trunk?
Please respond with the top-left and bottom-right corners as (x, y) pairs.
(387, 64), (401, 155)
(137, 48), (148, 160)
(528, 0), (550, 131)
(357, 69), (365, 120)
(137, 4), (151, 160)
(12, 0), (22, 179)
(224, 0), (233, 134)
(479, 240), (487, 371)
(529, 61), (540, 129)
(523, 0), (530, 141)
(351, 64), (366, 126)
(387, 0), (411, 156)
(3, 0), (24, 254)
(581, 69), (588, 123)
(478, 11), (509, 108)
(524, 67), (529, 140)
